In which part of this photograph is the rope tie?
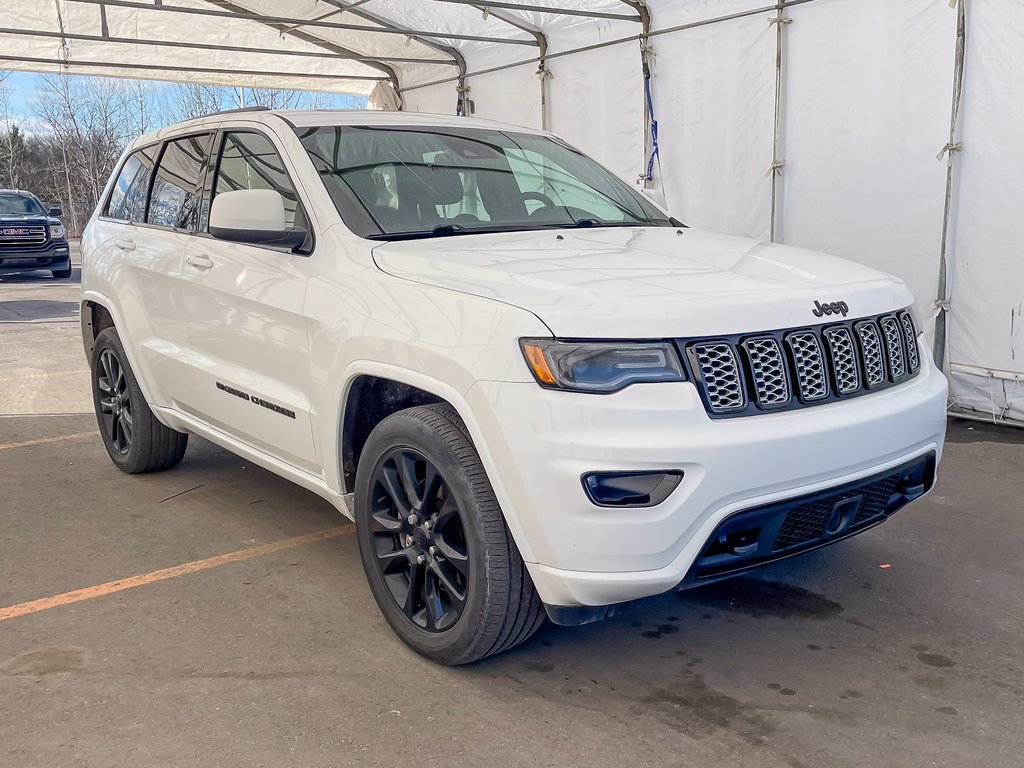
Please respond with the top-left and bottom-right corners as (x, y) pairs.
(768, 17), (794, 26)
(536, 67), (553, 81)
(933, 298), (951, 312)
(766, 161), (785, 177)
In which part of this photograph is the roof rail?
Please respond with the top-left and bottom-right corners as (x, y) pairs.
(202, 105), (274, 118)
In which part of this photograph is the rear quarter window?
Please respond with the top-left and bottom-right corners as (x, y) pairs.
(106, 145), (159, 222)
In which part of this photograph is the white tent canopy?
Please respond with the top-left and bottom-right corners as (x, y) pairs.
(3, 0), (1021, 424)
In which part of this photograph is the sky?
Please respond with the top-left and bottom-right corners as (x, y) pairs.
(1, 70), (367, 126)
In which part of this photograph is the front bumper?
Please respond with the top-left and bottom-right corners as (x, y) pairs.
(0, 240), (71, 274)
(466, 338), (948, 608)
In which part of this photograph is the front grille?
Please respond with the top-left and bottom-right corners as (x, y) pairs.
(879, 315), (906, 379)
(681, 308), (921, 418)
(854, 320), (886, 387)
(742, 337), (789, 407)
(0, 226), (47, 247)
(823, 327), (860, 394)
(692, 342), (745, 413)
(899, 311), (920, 373)
(787, 331), (829, 401)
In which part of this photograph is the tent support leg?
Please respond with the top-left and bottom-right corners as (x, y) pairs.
(933, 0), (968, 370)
(768, 8), (792, 242)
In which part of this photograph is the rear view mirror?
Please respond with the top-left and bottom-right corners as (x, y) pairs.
(48, 206), (63, 217)
(209, 189), (307, 249)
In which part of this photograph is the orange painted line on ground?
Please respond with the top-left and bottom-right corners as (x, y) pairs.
(0, 431), (99, 451)
(0, 526), (353, 622)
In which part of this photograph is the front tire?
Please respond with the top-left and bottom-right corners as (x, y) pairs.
(355, 404), (545, 665)
(91, 327), (188, 473)
(51, 266), (72, 279)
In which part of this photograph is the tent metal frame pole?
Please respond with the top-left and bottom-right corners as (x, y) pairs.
(0, 27), (457, 66)
(398, 0), (820, 94)
(200, 0), (400, 88)
(427, 0), (641, 22)
(0, 54), (388, 82)
(467, 4), (551, 128)
(620, 1), (654, 187)
(61, 0), (539, 46)
(319, 0), (469, 114)
(768, 5), (792, 242)
(933, 0), (968, 370)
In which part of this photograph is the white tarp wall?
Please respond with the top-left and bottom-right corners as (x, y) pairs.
(2, 0), (1021, 423)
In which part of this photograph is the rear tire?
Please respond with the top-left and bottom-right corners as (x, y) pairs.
(355, 403), (545, 665)
(51, 266), (72, 279)
(91, 327), (188, 473)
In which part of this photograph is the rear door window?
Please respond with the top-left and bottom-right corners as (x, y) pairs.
(147, 134), (214, 230)
(212, 131), (302, 229)
(106, 145), (159, 222)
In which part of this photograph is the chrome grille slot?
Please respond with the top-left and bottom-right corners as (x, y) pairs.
(899, 311), (920, 373)
(854, 321), (886, 387)
(691, 342), (745, 413)
(787, 331), (829, 401)
(879, 315), (906, 379)
(823, 327), (860, 394)
(742, 337), (789, 407)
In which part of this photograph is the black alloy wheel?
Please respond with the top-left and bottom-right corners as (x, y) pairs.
(369, 448), (470, 633)
(89, 327), (188, 473)
(96, 348), (133, 454)
(354, 404), (546, 665)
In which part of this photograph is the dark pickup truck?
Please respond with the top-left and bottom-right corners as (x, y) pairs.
(0, 189), (72, 279)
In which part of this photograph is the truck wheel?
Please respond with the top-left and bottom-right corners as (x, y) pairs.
(90, 328), (188, 474)
(355, 404), (545, 665)
(51, 267), (72, 278)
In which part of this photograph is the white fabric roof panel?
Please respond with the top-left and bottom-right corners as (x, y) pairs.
(2, 0), (1021, 423)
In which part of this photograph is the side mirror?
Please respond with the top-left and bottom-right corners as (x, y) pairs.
(48, 206), (63, 217)
(209, 189), (307, 250)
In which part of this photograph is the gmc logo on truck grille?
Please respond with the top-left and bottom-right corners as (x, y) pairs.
(1, 228), (32, 236)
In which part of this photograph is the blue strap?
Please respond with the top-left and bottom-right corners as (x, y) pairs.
(643, 62), (659, 183)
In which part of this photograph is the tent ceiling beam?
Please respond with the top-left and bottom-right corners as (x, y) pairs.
(321, 0), (469, 75)
(427, 0), (641, 22)
(0, 54), (387, 81)
(201, 0), (400, 86)
(399, 0), (819, 93)
(0, 27), (455, 66)
(61, 0), (539, 47)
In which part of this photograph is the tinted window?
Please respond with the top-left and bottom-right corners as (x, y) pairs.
(106, 145), (158, 222)
(147, 134), (213, 229)
(213, 132), (300, 229)
(295, 126), (670, 239)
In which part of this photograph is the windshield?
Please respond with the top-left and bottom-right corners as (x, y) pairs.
(295, 125), (672, 240)
(0, 193), (44, 216)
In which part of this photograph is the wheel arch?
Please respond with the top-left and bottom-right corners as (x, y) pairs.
(336, 363), (538, 564)
(79, 292), (158, 408)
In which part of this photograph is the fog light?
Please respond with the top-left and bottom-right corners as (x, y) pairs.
(582, 470), (683, 508)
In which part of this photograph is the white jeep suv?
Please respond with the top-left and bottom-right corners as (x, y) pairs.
(81, 109), (948, 664)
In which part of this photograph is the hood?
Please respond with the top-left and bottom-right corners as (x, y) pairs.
(372, 227), (913, 338)
(0, 214), (56, 226)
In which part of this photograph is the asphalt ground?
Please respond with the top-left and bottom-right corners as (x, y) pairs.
(1, 244), (1022, 767)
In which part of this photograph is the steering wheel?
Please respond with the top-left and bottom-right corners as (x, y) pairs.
(521, 191), (558, 215)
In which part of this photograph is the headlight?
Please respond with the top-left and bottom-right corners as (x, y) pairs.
(48, 223), (66, 240)
(520, 339), (686, 393)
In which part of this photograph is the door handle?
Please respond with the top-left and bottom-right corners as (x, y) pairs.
(115, 238), (136, 252)
(186, 253), (214, 271)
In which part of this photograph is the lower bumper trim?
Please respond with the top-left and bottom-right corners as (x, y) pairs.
(679, 451), (937, 586)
